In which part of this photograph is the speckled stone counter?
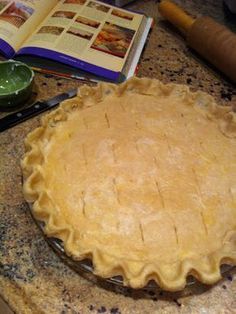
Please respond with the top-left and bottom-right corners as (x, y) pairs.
(1, 1), (236, 313)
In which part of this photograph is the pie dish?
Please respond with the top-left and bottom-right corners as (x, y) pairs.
(21, 77), (236, 291)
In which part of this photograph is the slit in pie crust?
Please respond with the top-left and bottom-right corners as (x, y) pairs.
(21, 77), (236, 291)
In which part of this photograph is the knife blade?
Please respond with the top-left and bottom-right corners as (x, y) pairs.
(0, 88), (77, 133)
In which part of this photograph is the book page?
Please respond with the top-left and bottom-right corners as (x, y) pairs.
(20, 0), (144, 73)
(0, 0), (58, 53)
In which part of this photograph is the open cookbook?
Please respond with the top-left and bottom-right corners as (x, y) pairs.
(0, 0), (153, 82)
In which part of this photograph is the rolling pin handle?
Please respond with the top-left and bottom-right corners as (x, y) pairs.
(158, 0), (195, 36)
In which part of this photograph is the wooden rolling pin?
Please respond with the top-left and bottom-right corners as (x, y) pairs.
(158, 0), (236, 83)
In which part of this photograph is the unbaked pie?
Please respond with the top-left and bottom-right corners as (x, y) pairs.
(21, 77), (236, 291)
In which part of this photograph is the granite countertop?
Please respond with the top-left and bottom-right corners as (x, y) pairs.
(1, 1), (236, 313)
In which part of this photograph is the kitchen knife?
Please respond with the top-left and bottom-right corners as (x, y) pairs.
(0, 88), (77, 132)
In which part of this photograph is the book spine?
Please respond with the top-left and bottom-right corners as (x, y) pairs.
(0, 39), (15, 58)
(16, 47), (120, 81)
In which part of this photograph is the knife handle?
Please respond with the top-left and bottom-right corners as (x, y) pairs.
(0, 101), (48, 132)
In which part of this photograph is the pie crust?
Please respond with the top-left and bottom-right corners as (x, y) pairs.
(21, 77), (236, 291)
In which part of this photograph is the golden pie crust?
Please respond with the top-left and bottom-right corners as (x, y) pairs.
(21, 77), (236, 291)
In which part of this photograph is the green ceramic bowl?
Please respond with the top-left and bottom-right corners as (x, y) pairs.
(0, 60), (34, 109)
